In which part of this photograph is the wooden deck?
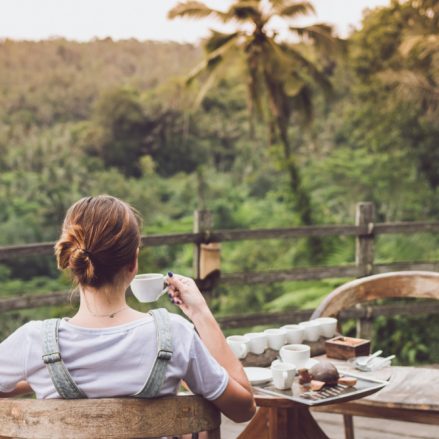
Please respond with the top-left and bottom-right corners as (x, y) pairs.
(221, 411), (439, 438)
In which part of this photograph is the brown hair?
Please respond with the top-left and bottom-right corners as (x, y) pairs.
(55, 195), (141, 288)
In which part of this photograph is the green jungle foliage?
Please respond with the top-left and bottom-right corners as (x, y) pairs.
(1, 0), (438, 365)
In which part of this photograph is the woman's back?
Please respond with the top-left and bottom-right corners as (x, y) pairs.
(1, 313), (227, 400)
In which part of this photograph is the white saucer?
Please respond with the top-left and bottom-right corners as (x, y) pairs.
(244, 367), (272, 385)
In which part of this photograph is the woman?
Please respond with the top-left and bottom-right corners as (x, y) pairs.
(0, 195), (255, 423)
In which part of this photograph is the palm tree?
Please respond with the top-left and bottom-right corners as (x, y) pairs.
(168, 0), (341, 234)
(380, 0), (439, 120)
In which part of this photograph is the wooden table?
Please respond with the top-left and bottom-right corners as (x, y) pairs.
(313, 363), (439, 426)
(238, 358), (439, 439)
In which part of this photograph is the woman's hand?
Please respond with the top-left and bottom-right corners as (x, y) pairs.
(0, 381), (33, 398)
(166, 273), (209, 321)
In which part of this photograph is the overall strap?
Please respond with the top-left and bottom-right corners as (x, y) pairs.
(41, 318), (87, 399)
(134, 308), (173, 398)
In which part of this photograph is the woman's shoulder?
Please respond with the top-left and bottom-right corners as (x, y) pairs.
(168, 311), (194, 332)
(3, 320), (43, 343)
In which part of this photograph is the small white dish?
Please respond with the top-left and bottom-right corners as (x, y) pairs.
(244, 367), (272, 385)
(349, 356), (393, 372)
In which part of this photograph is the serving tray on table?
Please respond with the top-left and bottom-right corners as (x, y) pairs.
(253, 372), (388, 406)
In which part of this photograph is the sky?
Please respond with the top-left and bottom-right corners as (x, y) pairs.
(0, 0), (391, 43)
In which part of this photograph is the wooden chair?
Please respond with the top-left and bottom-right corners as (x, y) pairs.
(311, 270), (439, 439)
(0, 395), (221, 439)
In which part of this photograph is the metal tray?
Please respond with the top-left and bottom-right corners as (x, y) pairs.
(253, 372), (388, 406)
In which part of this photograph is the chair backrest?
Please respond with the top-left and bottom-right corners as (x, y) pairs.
(0, 395), (221, 439)
(311, 271), (439, 318)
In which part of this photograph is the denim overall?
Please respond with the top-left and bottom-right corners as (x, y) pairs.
(41, 308), (173, 399)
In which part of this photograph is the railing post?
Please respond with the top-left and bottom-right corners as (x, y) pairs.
(355, 202), (375, 277)
(355, 202), (375, 339)
(193, 210), (220, 280)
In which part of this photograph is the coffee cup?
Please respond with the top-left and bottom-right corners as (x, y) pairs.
(271, 362), (296, 390)
(244, 332), (268, 354)
(314, 317), (338, 338)
(299, 320), (321, 342)
(227, 335), (249, 359)
(280, 344), (311, 369)
(263, 328), (287, 350)
(130, 273), (168, 303)
(281, 324), (304, 344)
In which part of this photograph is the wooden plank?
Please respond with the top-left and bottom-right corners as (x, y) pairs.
(0, 396), (221, 439)
(220, 266), (358, 284)
(2, 287), (438, 322)
(218, 310), (313, 329)
(0, 234), (203, 260)
(313, 402), (439, 425)
(374, 262), (439, 272)
(141, 233), (202, 246)
(375, 221), (439, 234)
(3, 220), (439, 261)
(210, 225), (363, 241)
(0, 291), (72, 312)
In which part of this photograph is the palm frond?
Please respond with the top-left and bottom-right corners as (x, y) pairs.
(226, 1), (262, 23)
(168, 1), (226, 20)
(379, 69), (439, 107)
(186, 54), (222, 85)
(186, 34), (239, 84)
(185, 37), (239, 108)
(271, 40), (333, 99)
(400, 33), (439, 60)
(289, 23), (344, 55)
(275, 1), (315, 18)
(205, 31), (240, 53)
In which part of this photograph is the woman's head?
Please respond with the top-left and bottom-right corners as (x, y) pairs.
(55, 195), (141, 289)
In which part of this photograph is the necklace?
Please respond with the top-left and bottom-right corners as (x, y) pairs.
(90, 305), (129, 318)
(83, 292), (129, 318)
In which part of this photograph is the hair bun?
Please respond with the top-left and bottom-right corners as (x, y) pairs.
(69, 247), (96, 285)
(55, 225), (96, 284)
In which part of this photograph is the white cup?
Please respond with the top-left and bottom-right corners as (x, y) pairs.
(281, 324), (304, 344)
(271, 362), (296, 390)
(227, 335), (249, 359)
(130, 273), (168, 303)
(280, 344), (311, 369)
(263, 328), (287, 350)
(244, 332), (268, 354)
(299, 320), (321, 342)
(314, 317), (338, 338)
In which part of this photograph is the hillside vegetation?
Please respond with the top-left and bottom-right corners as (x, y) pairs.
(1, 1), (438, 364)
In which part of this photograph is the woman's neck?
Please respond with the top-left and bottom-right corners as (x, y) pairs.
(68, 285), (146, 328)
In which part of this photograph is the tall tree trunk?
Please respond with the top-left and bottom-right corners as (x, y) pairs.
(277, 116), (323, 261)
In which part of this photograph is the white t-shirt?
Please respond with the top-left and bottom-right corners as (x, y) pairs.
(0, 313), (228, 400)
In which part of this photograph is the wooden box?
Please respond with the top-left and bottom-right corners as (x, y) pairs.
(325, 336), (371, 360)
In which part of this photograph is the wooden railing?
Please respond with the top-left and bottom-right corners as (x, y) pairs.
(1, 202), (439, 331)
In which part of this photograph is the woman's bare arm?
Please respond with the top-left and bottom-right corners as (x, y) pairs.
(167, 274), (256, 423)
(0, 380), (33, 398)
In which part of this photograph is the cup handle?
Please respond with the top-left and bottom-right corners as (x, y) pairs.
(159, 283), (169, 298)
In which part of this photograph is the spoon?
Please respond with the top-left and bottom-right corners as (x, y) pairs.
(355, 354), (395, 371)
(373, 354), (395, 368)
(356, 350), (383, 367)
